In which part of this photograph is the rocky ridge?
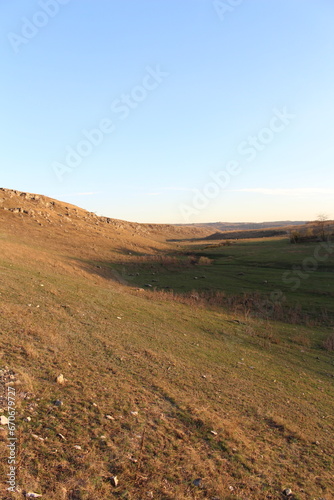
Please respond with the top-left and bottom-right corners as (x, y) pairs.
(0, 188), (210, 239)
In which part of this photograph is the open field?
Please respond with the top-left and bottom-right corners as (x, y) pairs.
(0, 191), (333, 500)
(113, 237), (334, 324)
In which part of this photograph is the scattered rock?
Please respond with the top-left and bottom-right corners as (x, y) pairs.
(110, 476), (119, 487)
(210, 430), (218, 436)
(105, 415), (115, 421)
(25, 416), (32, 422)
(32, 434), (45, 441)
(57, 433), (66, 440)
(26, 493), (43, 498)
(282, 488), (292, 497)
(74, 445), (82, 450)
(53, 400), (63, 407)
(56, 374), (65, 385)
(193, 478), (202, 487)
(0, 415), (8, 425)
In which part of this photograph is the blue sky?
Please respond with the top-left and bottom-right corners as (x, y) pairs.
(1, 0), (333, 223)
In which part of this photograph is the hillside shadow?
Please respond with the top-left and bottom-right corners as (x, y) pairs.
(68, 246), (187, 288)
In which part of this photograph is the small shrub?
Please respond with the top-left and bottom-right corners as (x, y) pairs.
(187, 255), (197, 265)
(197, 256), (213, 266)
(292, 334), (311, 348)
(290, 230), (301, 243)
(323, 333), (334, 351)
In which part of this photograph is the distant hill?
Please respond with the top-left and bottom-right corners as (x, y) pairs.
(175, 220), (308, 231)
(204, 228), (288, 240)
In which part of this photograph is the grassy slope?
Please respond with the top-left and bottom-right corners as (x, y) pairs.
(0, 214), (333, 500)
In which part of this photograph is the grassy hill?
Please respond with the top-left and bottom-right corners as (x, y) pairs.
(0, 189), (333, 500)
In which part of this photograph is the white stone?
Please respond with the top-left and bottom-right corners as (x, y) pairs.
(56, 374), (65, 384)
(111, 476), (119, 487)
(0, 415), (9, 425)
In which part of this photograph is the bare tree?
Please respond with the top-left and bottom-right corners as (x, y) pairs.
(316, 213), (329, 241)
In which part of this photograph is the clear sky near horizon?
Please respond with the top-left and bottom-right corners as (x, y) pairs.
(1, 0), (333, 223)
